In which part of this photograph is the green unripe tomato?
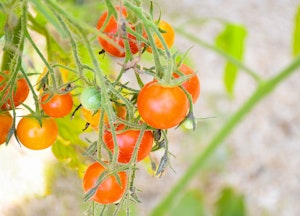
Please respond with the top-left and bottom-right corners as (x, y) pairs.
(80, 87), (101, 112)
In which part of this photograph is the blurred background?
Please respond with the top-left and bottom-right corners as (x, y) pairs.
(1, 0), (300, 215)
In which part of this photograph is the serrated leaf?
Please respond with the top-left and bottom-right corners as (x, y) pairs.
(215, 187), (246, 216)
(293, 6), (300, 56)
(55, 114), (86, 147)
(216, 24), (247, 96)
(169, 189), (207, 216)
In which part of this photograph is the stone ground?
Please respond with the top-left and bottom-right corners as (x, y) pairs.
(1, 0), (300, 215)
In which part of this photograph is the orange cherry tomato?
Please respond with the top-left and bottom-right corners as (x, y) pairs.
(0, 111), (13, 145)
(0, 72), (29, 110)
(173, 64), (200, 103)
(97, 7), (141, 57)
(146, 20), (175, 53)
(41, 92), (73, 118)
(82, 103), (127, 130)
(16, 116), (58, 150)
(82, 162), (127, 204)
(137, 81), (189, 129)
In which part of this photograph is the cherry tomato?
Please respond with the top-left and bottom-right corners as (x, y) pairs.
(146, 20), (175, 53)
(0, 72), (29, 110)
(97, 7), (141, 57)
(41, 92), (73, 118)
(82, 162), (127, 204)
(173, 64), (200, 103)
(16, 116), (58, 150)
(80, 87), (101, 112)
(82, 103), (127, 130)
(104, 126), (154, 163)
(137, 81), (189, 129)
(0, 112), (13, 145)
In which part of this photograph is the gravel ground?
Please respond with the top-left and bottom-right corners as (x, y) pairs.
(1, 0), (300, 216)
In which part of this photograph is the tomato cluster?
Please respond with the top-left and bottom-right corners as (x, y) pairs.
(80, 5), (201, 205)
(0, 2), (200, 209)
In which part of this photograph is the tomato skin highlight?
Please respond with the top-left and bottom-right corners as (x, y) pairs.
(41, 93), (73, 118)
(0, 73), (29, 110)
(16, 116), (58, 150)
(146, 20), (175, 53)
(97, 7), (140, 57)
(104, 128), (154, 163)
(174, 64), (200, 104)
(137, 81), (189, 129)
(82, 162), (127, 204)
(0, 112), (13, 145)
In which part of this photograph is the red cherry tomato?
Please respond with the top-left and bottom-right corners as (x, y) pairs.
(104, 126), (154, 163)
(16, 116), (58, 150)
(173, 64), (200, 103)
(97, 7), (141, 57)
(41, 93), (73, 118)
(82, 162), (127, 204)
(0, 111), (13, 145)
(0, 72), (29, 110)
(137, 81), (189, 129)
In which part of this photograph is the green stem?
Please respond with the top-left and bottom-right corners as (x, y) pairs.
(151, 54), (300, 215)
(123, 2), (164, 78)
(25, 31), (57, 89)
(175, 27), (262, 83)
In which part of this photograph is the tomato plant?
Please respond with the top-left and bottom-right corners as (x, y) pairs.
(97, 6), (141, 57)
(0, 112), (13, 145)
(16, 116), (58, 150)
(146, 20), (175, 53)
(41, 92), (73, 118)
(137, 81), (189, 129)
(0, 72), (29, 110)
(82, 103), (127, 130)
(104, 126), (154, 163)
(82, 162), (127, 204)
(174, 64), (200, 104)
(80, 87), (101, 112)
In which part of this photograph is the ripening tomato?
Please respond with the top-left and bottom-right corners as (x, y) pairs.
(0, 112), (13, 145)
(82, 103), (126, 130)
(0, 72), (29, 110)
(137, 81), (189, 129)
(82, 162), (127, 204)
(97, 7), (141, 57)
(146, 20), (175, 53)
(104, 126), (154, 163)
(41, 92), (73, 118)
(173, 64), (200, 103)
(80, 87), (101, 112)
(16, 116), (58, 150)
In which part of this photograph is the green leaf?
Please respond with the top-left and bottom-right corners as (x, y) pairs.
(0, 13), (7, 39)
(215, 187), (246, 216)
(169, 189), (207, 216)
(55, 114), (86, 147)
(293, 6), (300, 56)
(52, 111), (87, 169)
(216, 24), (247, 96)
